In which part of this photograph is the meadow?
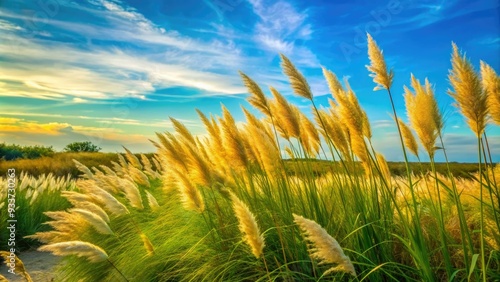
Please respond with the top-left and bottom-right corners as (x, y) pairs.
(1, 35), (499, 281)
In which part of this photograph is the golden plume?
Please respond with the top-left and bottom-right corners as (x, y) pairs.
(239, 71), (271, 116)
(397, 118), (419, 158)
(366, 33), (394, 91)
(293, 214), (356, 276)
(448, 43), (487, 137)
(480, 61), (500, 125)
(404, 75), (439, 158)
(231, 193), (265, 258)
(280, 54), (313, 100)
(38, 241), (108, 263)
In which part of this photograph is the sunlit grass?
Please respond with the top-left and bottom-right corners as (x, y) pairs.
(2, 35), (499, 281)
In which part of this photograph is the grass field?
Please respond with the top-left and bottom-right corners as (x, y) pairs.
(1, 35), (499, 281)
(0, 153), (485, 179)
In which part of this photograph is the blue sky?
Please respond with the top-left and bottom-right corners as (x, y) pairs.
(0, 0), (499, 161)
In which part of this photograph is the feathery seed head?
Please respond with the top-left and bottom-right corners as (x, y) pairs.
(73, 160), (93, 179)
(119, 179), (144, 209)
(239, 71), (271, 116)
(170, 117), (196, 145)
(296, 108), (320, 156)
(269, 87), (301, 139)
(376, 153), (391, 184)
(176, 170), (205, 213)
(220, 105), (248, 170)
(398, 118), (419, 158)
(123, 147), (142, 169)
(38, 241), (108, 263)
(404, 75), (440, 158)
(322, 68), (344, 97)
(280, 54), (313, 100)
(231, 193), (265, 258)
(293, 214), (356, 276)
(78, 182), (130, 216)
(448, 43), (487, 137)
(366, 33), (394, 91)
(140, 233), (155, 256)
(145, 190), (160, 211)
(70, 208), (114, 235)
(480, 61), (500, 124)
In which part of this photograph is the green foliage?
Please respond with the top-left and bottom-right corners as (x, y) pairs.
(64, 141), (102, 152)
(0, 143), (54, 160)
(0, 174), (74, 250)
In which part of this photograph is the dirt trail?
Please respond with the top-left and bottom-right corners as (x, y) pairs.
(0, 251), (61, 282)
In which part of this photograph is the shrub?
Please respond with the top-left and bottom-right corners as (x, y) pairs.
(64, 141), (101, 153)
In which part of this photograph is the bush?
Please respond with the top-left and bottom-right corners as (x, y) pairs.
(64, 141), (102, 153)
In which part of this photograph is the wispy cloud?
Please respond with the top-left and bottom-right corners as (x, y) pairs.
(247, 0), (318, 66)
(0, 1), (249, 103)
(389, 0), (498, 32)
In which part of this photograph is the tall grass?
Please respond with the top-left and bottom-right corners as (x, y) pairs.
(25, 35), (500, 281)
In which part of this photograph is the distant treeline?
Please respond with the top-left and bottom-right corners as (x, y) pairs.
(0, 152), (156, 178)
(283, 158), (488, 179)
(0, 143), (55, 160)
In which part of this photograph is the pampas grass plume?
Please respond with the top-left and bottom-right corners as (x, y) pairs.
(398, 118), (419, 158)
(448, 43), (487, 137)
(38, 241), (108, 263)
(366, 33), (394, 91)
(176, 171), (205, 213)
(293, 214), (356, 276)
(480, 61), (500, 124)
(231, 193), (265, 258)
(145, 190), (160, 211)
(78, 183), (130, 216)
(70, 208), (114, 235)
(280, 54), (313, 100)
(140, 233), (155, 256)
(239, 71), (271, 116)
(123, 147), (142, 169)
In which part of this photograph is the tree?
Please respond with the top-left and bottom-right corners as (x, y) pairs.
(64, 141), (101, 152)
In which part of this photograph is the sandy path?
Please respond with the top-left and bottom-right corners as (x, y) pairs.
(0, 251), (61, 282)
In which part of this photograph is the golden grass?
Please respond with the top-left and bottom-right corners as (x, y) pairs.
(69, 208), (114, 235)
(404, 75), (440, 157)
(176, 170), (205, 213)
(269, 86), (301, 140)
(448, 43), (488, 137)
(231, 193), (265, 259)
(239, 71), (271, 116)
(280, 54), (313, 100)
(480, 61), (500, 125)
(293, 214), (356, 276)
(38, 241), (108, 263)
(398, 118), (420, 158)
(366, 33), (394, 91)
(140, 233), (155, 256)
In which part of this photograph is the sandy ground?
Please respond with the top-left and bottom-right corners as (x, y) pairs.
(0, 251), (61, 282)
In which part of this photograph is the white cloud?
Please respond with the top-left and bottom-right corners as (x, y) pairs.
(247, 0), (319, 66)
(0, 1), (250, 102)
